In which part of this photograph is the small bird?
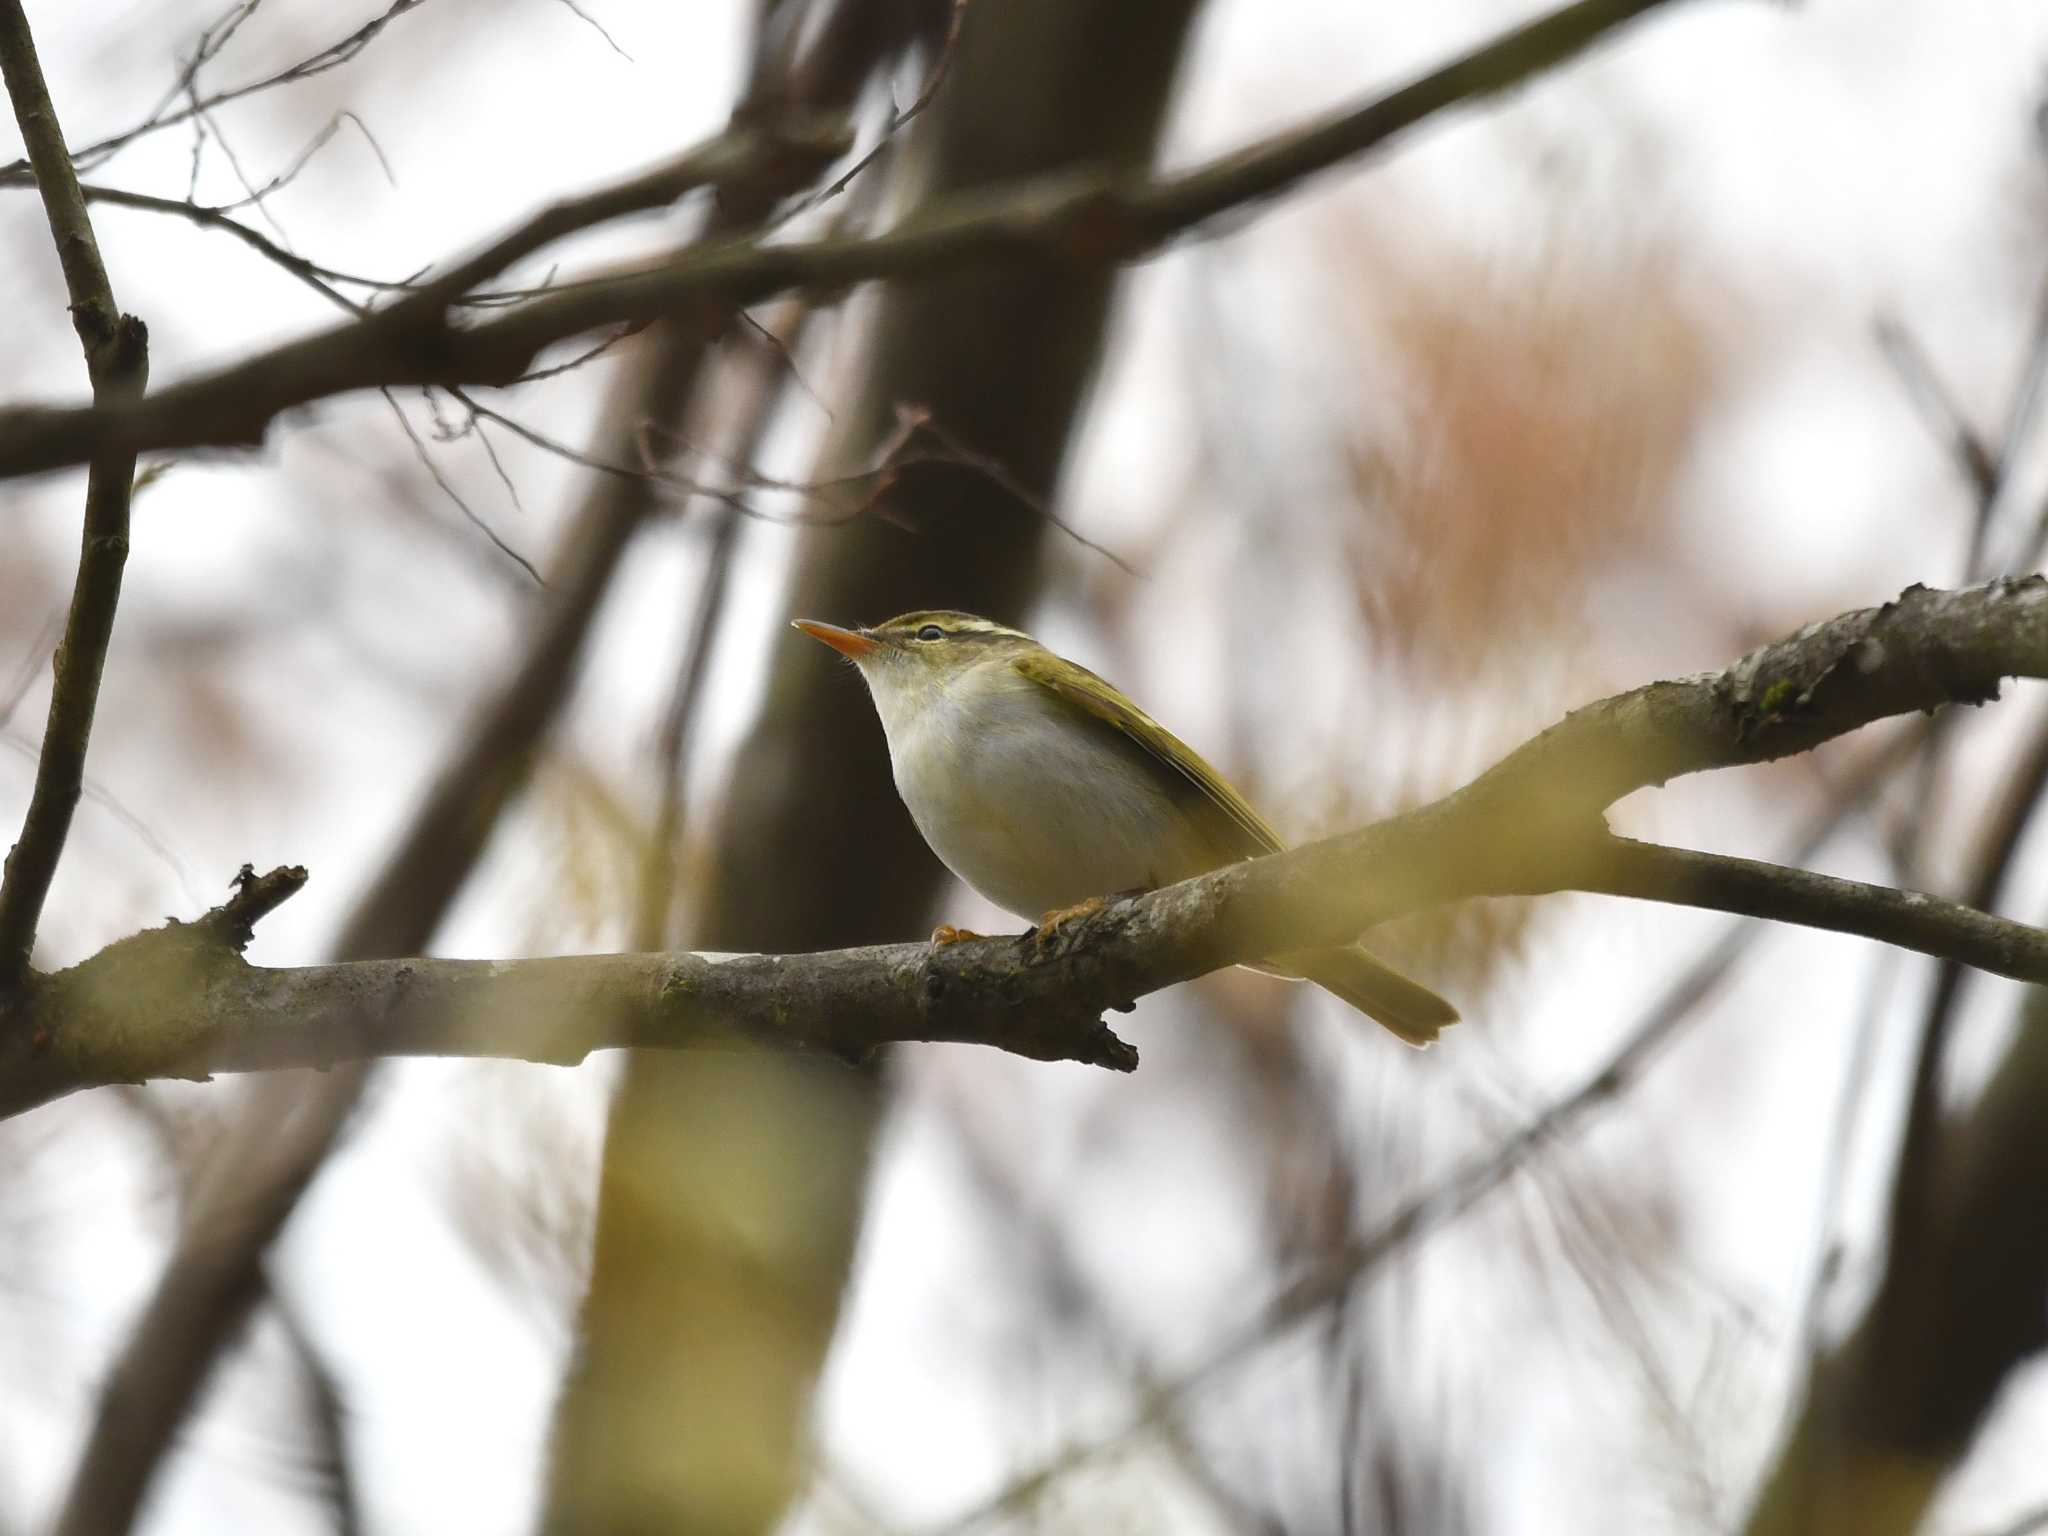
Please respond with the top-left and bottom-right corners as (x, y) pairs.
(793, 609), (1458, 1046)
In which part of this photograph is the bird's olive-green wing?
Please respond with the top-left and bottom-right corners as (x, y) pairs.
(1010, 650), (1281, 865)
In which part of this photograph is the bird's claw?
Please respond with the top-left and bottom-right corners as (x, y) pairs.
(1023, 895), (1106, 953)
(930, 923), (984, 948)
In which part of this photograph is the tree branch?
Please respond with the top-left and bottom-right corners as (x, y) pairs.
(1581, 837), (2048, 984)
(1043, 577), (2048, 1003)
(0, 0), (1690, 483)
(10, 578), (2048, 1120)
(78, 182), (402, 314)
(42, 9), (923, 1534)
(0, 0), (438, 187)
(0, 0), (150, 986)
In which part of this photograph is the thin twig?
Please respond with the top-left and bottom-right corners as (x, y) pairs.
(455, 381), (1139, 583)
(0, 608), (65, 726)
(211, 109), (396, 228)
(80, 181), (369, 312)
(0, 0), (436, 186)
(888, 409), (1137, 574)
(551, 0), (631, 60)
(379, 387), (544, 585)
(0, 727), (201, 905)
(1991, 266), (2048, 573)
(506, 325), (642, 384)
(0, 0), (151, 986)
(80, 172), (436, 297)
(633, 297), (816, 949)
(186, 78), (290, 242)
(1874, 316), (1997, 512)
(768, 0), (968, 227)
(460, 407), (524, 511)
(0, 0), (1695, 482)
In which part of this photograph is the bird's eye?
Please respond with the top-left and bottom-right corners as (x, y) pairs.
(916, 625), (945, 641)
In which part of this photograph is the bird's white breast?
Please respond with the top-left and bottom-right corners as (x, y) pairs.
(874, 660), (1197, 920)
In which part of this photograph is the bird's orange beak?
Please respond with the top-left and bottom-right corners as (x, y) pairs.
(792, 619), (879, 659)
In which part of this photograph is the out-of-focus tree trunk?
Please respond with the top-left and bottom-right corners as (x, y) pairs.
(539, 3), (1204, 1532)
(1743, 987), (2048, 1535)
(49, 327), (715, 1536)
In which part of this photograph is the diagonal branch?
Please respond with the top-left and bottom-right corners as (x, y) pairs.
(9, 579), (2048, 1120)
(0, 0), (1693, 483)
(397, 118), (852, 316)
(1064, 578), (2048, 1000)
(0, 0), (151, 987)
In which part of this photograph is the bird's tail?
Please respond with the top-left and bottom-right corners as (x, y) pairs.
(1257, 944), (1459, 1048)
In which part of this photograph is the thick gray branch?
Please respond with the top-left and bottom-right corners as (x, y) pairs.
(0, 0), (1686, 482)
(4, 936), (1135, 1120)
(7, 579), (2048, 1118)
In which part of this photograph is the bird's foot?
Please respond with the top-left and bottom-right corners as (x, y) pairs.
(930, 923), (985, 948)
(1023, 895), (1107, 953)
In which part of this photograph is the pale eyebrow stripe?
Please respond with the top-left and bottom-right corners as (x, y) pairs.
(888, 616), (1024, 643)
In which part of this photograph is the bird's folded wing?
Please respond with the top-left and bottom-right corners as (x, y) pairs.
(1009, 650), (1281, 868)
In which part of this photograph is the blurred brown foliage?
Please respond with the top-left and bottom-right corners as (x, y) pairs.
(1338, 220), (1725, 670)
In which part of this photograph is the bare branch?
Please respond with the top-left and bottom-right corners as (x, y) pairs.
(398, 119), (853, 317)
(1874, 316), (1998, 509)
(0, 0), (436, 187)
(946, 419), (1133, 568)
(80, 181), (371, 313)
(1581, 837), (2048, 983)
(205, 108), (395, 220)
(43, 9), (923, 1531)
(769, 0), (968, 225)
(551, 0), (631, 61)
(0, 0), (150, 986)
(634, 296), (817, 949)
(0, 0), (1693, 483)
(379, 386), (545, 585)
(11, 579), (2048, 1121)
(109, 1079), (364, 1536)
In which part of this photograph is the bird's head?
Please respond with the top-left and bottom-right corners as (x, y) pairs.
(792, 610), (1039, 735)
(793, 610), (1037, 675)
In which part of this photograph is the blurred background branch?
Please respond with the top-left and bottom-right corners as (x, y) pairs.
(1741, 186), (2048, 1536)
(10, 1), (2048, 1533)
(38, 3), (885, 1529)
(0, 0), (1685, 483)
(540, 0), (1207, 1526)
